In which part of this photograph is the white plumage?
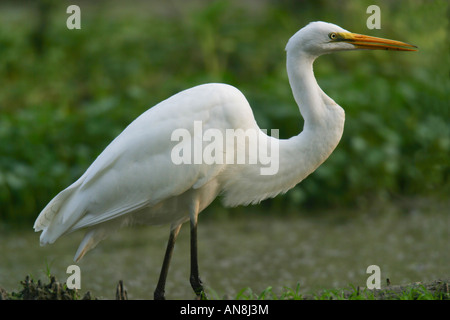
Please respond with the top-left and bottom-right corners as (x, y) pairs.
(34, 21), (416, 299)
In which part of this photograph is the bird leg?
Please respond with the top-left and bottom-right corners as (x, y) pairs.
(190, 212), (206, 299)
(154, 224), (182, 300)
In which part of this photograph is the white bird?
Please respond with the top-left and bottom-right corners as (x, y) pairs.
(34, 21), (416, 299)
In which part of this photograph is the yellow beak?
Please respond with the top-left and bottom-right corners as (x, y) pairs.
(336, 32), (417, 51)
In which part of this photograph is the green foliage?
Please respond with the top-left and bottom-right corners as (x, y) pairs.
(232, 282), (446, 300)
(0, 0), (448, 225)
(235, 283), (304, 300)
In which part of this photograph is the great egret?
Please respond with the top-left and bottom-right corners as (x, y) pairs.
(34, 21), (416, 299)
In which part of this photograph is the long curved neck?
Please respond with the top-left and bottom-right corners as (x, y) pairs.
(221, 51), (345, 207)
(281, 50), (345, 179)
(287, 51), (335, 128)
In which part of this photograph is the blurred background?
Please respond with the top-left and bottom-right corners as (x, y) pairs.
(0, 0), (448, 299)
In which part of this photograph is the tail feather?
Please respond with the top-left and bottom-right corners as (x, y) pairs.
(74, 228), (107, 262)
(34, 186), (76, 232)
(34, 179), (85, 245)
(73, 218), (124, 261)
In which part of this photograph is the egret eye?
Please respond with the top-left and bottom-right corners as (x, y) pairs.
(329, 32), (337, 40)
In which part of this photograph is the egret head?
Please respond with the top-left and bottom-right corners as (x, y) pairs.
(286, 21), (417, 57)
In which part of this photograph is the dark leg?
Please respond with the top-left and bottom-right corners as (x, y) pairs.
(154, 224), (181, 300)
(189, 213), (206, 299)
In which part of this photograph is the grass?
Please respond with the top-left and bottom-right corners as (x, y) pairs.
(232, 283), (303, 300)
(1, 274), (447, 300)
(228, 282), (448, 300)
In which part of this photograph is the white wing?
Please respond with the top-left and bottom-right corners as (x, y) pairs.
(34, 83), (256, 246)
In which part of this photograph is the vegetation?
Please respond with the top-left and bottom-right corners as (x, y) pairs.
(0, 0), (448, 226)
(1, 275), (447, 300)
(232, 281), (449, 300)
